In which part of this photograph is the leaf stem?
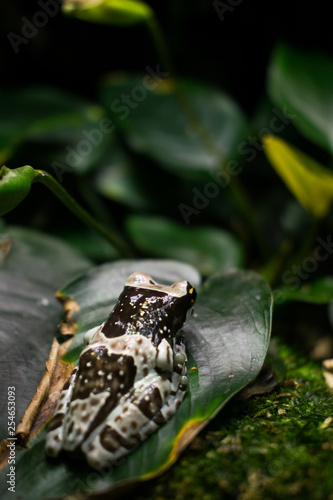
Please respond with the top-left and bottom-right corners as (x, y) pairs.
(33, 170), (134, 258)
(145, 14), (175, 76)
(145, 15), (269, 257)
(260, 216), (320, 288)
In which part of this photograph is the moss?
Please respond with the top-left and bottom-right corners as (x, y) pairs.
(137, 337), (333, 500)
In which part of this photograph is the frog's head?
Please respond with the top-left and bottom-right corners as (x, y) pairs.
(102, 272), (197, 345)
(125, 272), (197, 344)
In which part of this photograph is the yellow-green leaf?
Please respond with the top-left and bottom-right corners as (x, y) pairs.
(263, 135), (333, 218)
(62, 0), (152, 26)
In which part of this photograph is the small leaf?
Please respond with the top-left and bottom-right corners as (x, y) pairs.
(263, 135), (333, 218)
(268, 43), (333, 154)
(62, 0), (152, 26)
(0, 263), (272, 500)
(274, 277), (333, 304)
(126, 215), (244, 275)
(0, 165), (35, 215)
(94, 150), (153, 209)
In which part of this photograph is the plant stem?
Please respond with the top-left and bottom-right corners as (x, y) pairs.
(33, 170), (134, 258)
(145, 14), (175, 76)
(145, 14), (269, 257)
(259, 238), (294, 287)
(260, 216), (320, 288)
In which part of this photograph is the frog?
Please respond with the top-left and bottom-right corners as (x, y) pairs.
(45, 272), (197, 470)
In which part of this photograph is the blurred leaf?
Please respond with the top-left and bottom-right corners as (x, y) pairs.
(62, 0), (152, 26)
(280, 200), (313, 239)
(0, 226), (92, 438)
(100, 75), (248, 175)
(0, 165), (35, 215)
(274, 277), (333, 304)
(268, 43), (333, 154)
(0, 262), (272, 500)
(126, 215), (244, 275)
(94, 150), (153, 209)
(53, 228), (119, 262)
(0, 86), (107, 173)
(263, 135), (333, 218)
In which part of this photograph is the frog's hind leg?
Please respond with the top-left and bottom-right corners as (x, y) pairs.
(81, 371), (174, 470)
(82, 340), (188, 470)
(45, 367), (79, 458)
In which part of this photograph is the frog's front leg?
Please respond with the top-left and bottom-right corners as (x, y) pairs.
(45, 366), (79, 458)
(83, 322), (105, 345)
(152, 338), (188, 428)
(156, 338), (174, 373)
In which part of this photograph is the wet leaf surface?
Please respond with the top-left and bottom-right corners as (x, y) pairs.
(0, 226), (92, 438)
(0, 261), (272, 500)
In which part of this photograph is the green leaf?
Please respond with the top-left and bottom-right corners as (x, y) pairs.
(100, 75), (248, 174)
(94, 150), (153, 209)
(126, 215), (244, 275)
(263, 135), (333, 218)
(62, 0), (152, 26)
(0, 165), (35, 215)
(274, 276), (333, 304)
(268, 43), (333, 154)
(0, 226), (92, 438)
(52, 228), (120, 262)
(0, 262), (272, 500)
(0, 86), (106, 173)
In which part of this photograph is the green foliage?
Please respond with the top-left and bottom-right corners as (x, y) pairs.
(126, 215), (244, 275)
(140, 340), (333, 500)
(275, 276), (333, 304)
(268, 43), (333, 155)
(62, 0), (153, 26)
(1, 2), (333, 498)
(99, 75), (248, 174)
(263, 135), (333, 218)
(0, 87), (105, 171)
(0, 165), (34, 215)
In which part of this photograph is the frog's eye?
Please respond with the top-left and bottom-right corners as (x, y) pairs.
(126, 272), (156, 287)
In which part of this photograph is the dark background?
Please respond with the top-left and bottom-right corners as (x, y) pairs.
(1, 0), (333, 242)
(1, 0), (333, 116)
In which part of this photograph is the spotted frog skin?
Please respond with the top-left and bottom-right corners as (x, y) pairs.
(45, 272), (196, 470)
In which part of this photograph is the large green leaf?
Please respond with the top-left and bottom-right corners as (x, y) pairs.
(0, 226), (92, 437)
(99, 75), (248, 174)
(268, 43), (333, 155)
(0, 261), (272, 499)
(126, 215), (244, 275)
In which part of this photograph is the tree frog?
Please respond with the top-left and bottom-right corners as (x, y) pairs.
(45, 272), (196, 470)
